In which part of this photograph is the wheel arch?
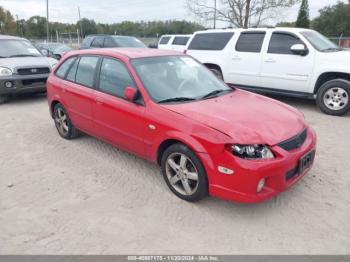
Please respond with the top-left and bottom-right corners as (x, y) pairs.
(203, 63), (222, 73)
(314, 72), (350, 94)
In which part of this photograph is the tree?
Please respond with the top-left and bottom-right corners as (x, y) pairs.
(0, 6), (16, 34)
(186, 0), (300, 28)
(312, 2), (350, 36)
(295, 0), (310, 28)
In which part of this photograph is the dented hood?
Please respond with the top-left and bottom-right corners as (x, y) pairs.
(161, 90), (306, 145)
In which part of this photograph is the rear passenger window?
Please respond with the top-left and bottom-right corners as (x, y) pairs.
(188, 32), (234, 51)
(75, 56), (99, 88)
(98, 58), (136, 98)
(55, 57), (76, 79)
(268, 33), (304, 54)
(159, 37), (171, 45)
(236, 32), (266, 53)
(172, 37), (190, 46)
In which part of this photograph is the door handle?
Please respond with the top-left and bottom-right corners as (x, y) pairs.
(264, 58), (276, 63)
(95, 97), (104, 105)
(232, 55), (241, 61)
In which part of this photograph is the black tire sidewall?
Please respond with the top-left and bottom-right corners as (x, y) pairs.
(209, 68), (223, 80)
(161, 143), (208, 202)
(53, 103), (78, 139)
(317, 79), (350, 116)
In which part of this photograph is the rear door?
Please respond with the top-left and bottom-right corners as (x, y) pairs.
(226, 31), (266, 87)
(260, 31), (315, 92)
(60, 55), (99, 133)
(93, 57), (146, 156)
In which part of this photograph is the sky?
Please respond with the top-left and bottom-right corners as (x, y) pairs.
(0, 0), (342, 25)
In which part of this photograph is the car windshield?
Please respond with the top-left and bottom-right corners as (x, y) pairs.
(131, 56), (233, 103)
(0, 39), (42, 58)
(301, 31), (341, 52)
(113, 36), (146, 48)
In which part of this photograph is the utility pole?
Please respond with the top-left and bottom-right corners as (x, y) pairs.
(46, 0), (49, 42)
(213, 0), (217, 29)
(78, 6), (83, 38)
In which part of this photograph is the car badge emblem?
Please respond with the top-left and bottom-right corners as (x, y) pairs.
(30, 68), (38, 73)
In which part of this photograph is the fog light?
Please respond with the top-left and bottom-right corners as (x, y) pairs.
(257, 178), (266, 193)
(4, 81), (13, 88)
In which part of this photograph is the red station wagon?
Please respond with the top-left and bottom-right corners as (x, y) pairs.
(47, 48), (317, 203)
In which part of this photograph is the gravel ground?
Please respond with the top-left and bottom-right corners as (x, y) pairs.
(0, 94), (349, 255)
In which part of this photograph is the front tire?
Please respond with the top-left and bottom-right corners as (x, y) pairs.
(0, 95), (8, 104)
(53, 103), (79, 139)
(161, 143), (208, 202)
(317, 79), (350, 116)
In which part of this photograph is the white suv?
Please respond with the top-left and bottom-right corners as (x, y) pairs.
(158, 34), (192, 52)
(186, 28), (350, 116)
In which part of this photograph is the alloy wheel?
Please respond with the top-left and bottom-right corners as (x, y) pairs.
(54, 108), (69, 136)
(323, 87), (349, 111)
(165, 152), (199, 196)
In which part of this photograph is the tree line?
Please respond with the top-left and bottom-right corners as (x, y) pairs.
(0, 6), (204, 39)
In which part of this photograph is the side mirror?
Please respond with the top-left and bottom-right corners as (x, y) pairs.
(40, 49), (49, 56)
(124, 86), (138, 102)
(290, 44), (308, 56)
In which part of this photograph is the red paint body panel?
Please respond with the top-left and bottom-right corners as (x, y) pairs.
(47, 48), (317, 203)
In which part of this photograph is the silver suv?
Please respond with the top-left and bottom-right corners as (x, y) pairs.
(0, 35), (57, 104)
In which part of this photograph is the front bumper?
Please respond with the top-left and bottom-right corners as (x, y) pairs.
(200, 127), (317, 203)
(0, 74), (49, 95)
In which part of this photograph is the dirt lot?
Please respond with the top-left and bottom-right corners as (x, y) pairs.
(0, 94), (349, 255)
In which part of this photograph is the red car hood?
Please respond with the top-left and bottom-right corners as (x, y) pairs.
(162, 90), (305, 145)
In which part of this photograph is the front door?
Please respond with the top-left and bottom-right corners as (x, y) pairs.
(93, 57), (146, 157)
(260, 31), (315, 92)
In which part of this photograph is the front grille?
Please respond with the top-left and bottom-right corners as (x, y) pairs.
(278, 128), (307, 151)
(22, 78), (47, 86)
(17, 67), (50, 75)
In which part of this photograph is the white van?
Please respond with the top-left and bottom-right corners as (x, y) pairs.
(158, 35), (192, 52)
(185, 28), (350, 116)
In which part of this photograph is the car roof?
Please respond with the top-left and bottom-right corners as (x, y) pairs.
(68, 48), (183, 59)
(193, 27), (314, 34)
(0, 34), (26, 40)
(161, 34), (192, 37)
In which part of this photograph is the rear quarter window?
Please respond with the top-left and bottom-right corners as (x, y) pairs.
(188, 32), (234, 51)
(55, 57), (77, 79)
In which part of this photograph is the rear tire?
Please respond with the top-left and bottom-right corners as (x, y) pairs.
(317, 79), (350, 116)
(0, 95), (7, 104)
(53, 103), (79, 139)
(161, 143), (208, 202)
(208, 67), (223, 80)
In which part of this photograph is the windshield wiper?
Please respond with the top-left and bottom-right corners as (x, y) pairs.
(158, 97), (197, 104)
(321, 47), (343, 52)
(9, 54), (39, 58)
(201, 89), (232, 100)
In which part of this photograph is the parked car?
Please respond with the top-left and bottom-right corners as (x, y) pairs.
(185, 27), (350, 116)
(80, 35), (146, 49)
(47, 48), (316, 203)
(0, 35), (58, 104)
(36, 42), (73, 60)
(158, 34), (192, 52)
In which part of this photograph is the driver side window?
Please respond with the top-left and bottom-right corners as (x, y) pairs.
(98, 58), (136, 99)
(268, 32), (304, 55)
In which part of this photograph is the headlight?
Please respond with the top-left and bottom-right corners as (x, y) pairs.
(231, 144), (274, 160)
(0, 67), (13, 76)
